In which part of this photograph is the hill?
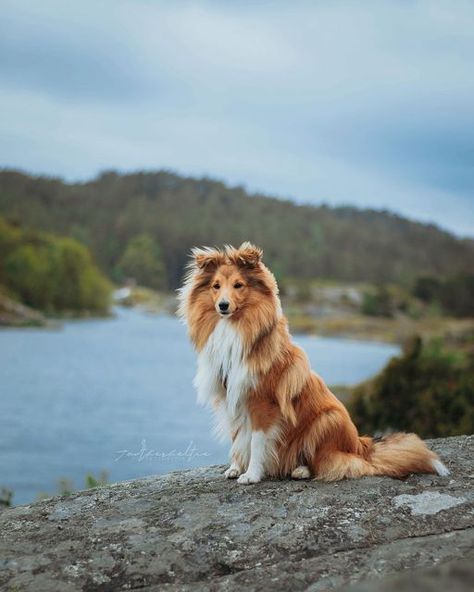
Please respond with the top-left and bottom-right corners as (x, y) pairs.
(0, 169), (473, 289)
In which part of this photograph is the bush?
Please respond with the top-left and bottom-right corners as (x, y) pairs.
(0, 216), (111, 314)
(412, 274), (474, 318)
(348, 336), (474, 438)
(0, 488), (13, 508)
(413, 276), (441, 303)
(361, 285), (395, 317)
(439, 275), (474, 318)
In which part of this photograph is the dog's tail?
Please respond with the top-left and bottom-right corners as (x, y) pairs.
(316, 432), (449, 481)
(364, 432), (449, 478)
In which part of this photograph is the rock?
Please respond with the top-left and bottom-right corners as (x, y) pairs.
(392, 491), (466, 516)
(343, 556), (474, 592)
(0, 293), (49, 327)
(0, 436), (473, 591)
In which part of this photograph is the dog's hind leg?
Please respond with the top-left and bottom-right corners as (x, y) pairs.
(314, 451), (375, 481)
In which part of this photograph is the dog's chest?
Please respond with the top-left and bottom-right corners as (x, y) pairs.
(200, 320), (254, 413)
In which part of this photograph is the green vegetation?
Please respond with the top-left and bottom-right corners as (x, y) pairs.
(361, 285), (398, 318)
(118, 233), (167, 289)
(413, 274), (474, 318)
(349, 335), (474, 438)
(1, 472), (146, 508)
(1, 170), (473, 290)
(360, 283), (426, 318)
(84, 471), (110, 490)
(1, 472), (110, 507)
(0, 487), (13, 508)
(36, 471), (110, 502)
(0, 216), (111, 315)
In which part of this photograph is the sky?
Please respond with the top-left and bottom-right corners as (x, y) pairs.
(1, 0), (473, 237)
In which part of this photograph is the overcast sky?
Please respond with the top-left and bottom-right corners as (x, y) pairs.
(1, 1), (473, 236)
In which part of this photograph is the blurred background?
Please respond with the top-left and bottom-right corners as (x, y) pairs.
(0, 1), (473, 507)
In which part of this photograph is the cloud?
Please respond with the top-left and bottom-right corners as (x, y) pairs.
(0, 0), (473, 236)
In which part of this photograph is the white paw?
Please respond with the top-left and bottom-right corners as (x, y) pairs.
(237, 471), (262, 485)
(224, 466), (241, 479)
(291, 465), (311, 480)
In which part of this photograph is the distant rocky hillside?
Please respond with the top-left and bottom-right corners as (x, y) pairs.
(1, 169), (473, 289)
(0, 435), (472, 591)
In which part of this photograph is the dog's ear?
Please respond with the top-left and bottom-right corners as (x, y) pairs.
(236, 242), (263, 268)
(191, 247), (222, 270)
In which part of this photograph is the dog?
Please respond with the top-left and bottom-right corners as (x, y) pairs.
(178, 242), (449, 484)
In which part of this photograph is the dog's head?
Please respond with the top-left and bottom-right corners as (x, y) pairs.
(179, 242), (278, 322)
(194, 242), (270, 318)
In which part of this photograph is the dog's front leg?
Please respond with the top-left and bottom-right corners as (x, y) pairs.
(237, 431), (267, 484)
(224, 419), (248, 479)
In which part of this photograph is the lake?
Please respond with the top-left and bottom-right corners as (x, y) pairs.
(0, 307), (399, 505)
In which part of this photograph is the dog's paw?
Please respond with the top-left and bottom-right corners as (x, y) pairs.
(237, 471), (262, 485)
(291, 465), (311, 480)
(224, 466), (241, 479)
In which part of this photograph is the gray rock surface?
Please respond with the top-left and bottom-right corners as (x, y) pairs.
(343, 557), (474, 592)
(1, 435), (473, 592)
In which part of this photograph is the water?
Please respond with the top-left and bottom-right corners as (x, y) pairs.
(0, 308), (399, 505)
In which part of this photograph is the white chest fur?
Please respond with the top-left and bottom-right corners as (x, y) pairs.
(194, 320), (271, 472)
(194, 319), (254, 418)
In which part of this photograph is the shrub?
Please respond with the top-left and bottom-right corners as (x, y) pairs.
(361, 285), (395, 317)
(0, 216), (111, 314)
(348, 336), (474, 438)
(412, 274), (474, 318)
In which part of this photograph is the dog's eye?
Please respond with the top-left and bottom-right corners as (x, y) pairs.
(234, 282), (244, 289)
(212, 283), (220, 290)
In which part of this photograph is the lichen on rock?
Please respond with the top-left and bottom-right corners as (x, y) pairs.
(0, 436), (473, 591)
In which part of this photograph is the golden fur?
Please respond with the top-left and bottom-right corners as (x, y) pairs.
(178, 242), (447, 481)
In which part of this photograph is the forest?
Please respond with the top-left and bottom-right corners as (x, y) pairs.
(1, 169), (473, 292)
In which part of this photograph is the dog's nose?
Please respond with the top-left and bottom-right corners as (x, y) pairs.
(219, 300), (230, 312)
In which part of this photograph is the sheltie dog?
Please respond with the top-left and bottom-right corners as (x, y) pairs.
(178, 242), (449, 484)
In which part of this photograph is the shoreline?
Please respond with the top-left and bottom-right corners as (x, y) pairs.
(3, 294), (472, 348)
(286, 310), (474, 345)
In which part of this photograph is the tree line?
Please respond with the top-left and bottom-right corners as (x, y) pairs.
(1, 169), (473, 291)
